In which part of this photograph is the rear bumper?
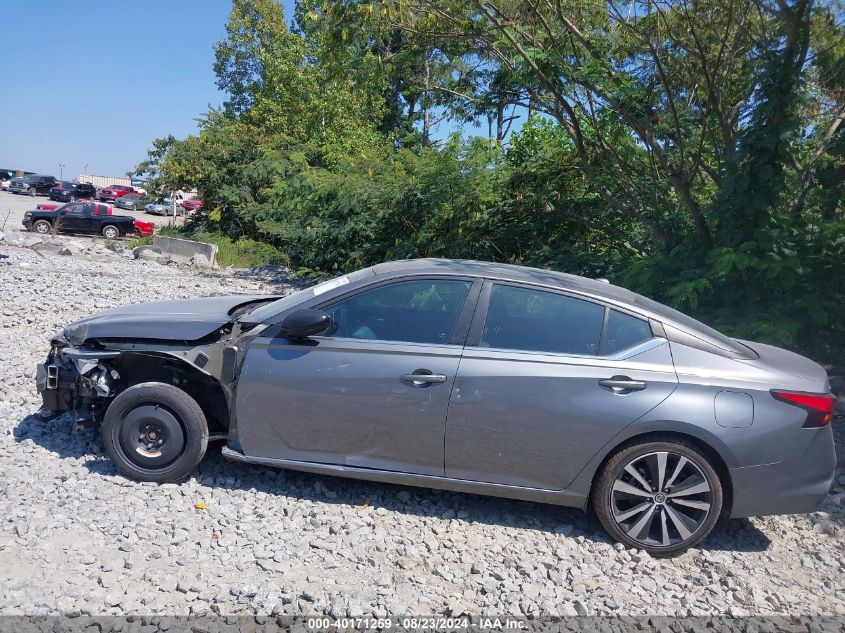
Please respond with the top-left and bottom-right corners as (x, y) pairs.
(729, 424), (836, 518)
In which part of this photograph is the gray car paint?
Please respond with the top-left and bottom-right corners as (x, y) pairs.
(445, 340), (679, 490)
(44, 258), (835, 519)
(236, 337), (463, 476)
(62, 295), (276, 344)
(229, 259), (834, 518)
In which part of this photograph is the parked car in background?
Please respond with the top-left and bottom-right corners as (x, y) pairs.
(180, 197), (204, 214)
(9, 175), (58, 196)
(130, 178), (147, 194)
(0, 171), (12, 190)
(49, 182), (98, 202)
(35, 201), (155, 237)
(115, 193), (152, 211)
(145, 199), (178, 216)
(23, 201), (141, 239)
(32, 259), (837, 556)
(98, 184), (136, 201)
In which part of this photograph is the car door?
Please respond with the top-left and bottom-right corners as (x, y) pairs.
(57, 203), (88, 233)
(236, 277), (480, 476)
(445, 281), (679, 490)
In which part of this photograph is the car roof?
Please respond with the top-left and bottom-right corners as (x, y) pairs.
(371, 258), (637, 303)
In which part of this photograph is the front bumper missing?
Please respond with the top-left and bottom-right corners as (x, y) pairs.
(37, 346), (121, 426)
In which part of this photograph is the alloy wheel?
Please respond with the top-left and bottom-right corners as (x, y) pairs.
(610, 450), (712, 547)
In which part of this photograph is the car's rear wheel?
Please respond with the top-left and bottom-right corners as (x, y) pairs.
(102, 383), (209, 483)
(102, 224), (120, 239)
(32, 220), (51, 234)
(592, 438), (722, 557)
(29, 187), (36, 197)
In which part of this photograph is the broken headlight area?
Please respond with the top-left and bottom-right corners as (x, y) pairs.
(38, 344), (121, 427)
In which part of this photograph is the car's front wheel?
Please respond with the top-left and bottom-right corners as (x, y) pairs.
(32, 220), (52, 234)
(592, 438), (723, 556)
(102, 383), (209, 483)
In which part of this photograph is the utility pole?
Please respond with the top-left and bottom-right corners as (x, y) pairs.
(58, 163), (65, 180)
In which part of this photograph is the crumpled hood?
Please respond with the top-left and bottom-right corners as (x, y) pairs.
(64, 295), (277, 344)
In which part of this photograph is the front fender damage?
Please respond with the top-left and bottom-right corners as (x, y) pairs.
(37, 321), (264, 431)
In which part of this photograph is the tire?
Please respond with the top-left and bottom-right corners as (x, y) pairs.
(102, 224), (120, 239)
(102, 382), (209, 483)
(592, 437), (723, 557)
(69, 196), (76, 202)
(32, 220), (52, 234)
(29, 187), (36, 197)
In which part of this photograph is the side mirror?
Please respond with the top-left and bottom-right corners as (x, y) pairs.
(279, 308), (331, 340)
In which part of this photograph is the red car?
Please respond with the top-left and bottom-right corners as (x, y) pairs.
(34, 202), (154, 237)
(180, 196), (205, 213)
(99, 184), (136, 202)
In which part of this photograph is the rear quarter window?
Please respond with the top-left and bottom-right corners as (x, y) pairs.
(601, 310), (653, 355)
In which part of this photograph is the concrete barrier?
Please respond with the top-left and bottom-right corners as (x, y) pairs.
(152, 235), (218, 267)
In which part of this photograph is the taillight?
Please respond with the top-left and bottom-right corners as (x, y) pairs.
(771, 390), (836, 428)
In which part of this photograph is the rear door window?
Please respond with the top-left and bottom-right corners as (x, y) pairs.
(479, 284), (605, 355)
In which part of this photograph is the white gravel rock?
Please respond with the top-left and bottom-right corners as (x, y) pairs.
(0, 239), (843, 618)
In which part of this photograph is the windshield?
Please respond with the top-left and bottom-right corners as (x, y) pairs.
(245, 268), (376, 323)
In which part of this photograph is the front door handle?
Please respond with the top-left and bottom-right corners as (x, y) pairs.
(401, 370), (448, 385)
(599, 376), (647, 393)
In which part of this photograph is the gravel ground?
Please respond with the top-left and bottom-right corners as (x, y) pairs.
(0, 233), (843, 619)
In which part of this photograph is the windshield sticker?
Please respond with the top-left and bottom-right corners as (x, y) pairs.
(312, 276), (350, 296)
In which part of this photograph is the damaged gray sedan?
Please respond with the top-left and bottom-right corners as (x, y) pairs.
(37, 259), (836, 555)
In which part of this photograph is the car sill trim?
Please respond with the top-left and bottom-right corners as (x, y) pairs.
(221, 447), (587, 509)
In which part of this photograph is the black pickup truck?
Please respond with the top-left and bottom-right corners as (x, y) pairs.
(23, 202), (140, 239)
(9, 174), (58, 196)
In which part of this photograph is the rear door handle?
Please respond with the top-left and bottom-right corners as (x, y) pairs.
(401, 370), (448, 385)
(599, 376), (647, 393)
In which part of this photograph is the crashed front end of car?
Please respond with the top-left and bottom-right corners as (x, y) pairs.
(37, 332), (121, 426)
(34, 295), (281, 430)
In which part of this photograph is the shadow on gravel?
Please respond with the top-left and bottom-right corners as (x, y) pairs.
(699, 519), (771, 552)
(14, 411), (806, 555)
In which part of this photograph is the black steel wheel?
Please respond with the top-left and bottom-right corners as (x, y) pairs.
(102, 383), (208, 482)
(593, 438), (723, 556)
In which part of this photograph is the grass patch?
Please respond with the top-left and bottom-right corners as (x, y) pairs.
(128, 228), (286, 268)
(126, 235), (153, 249)
(192, 232), (288, 268)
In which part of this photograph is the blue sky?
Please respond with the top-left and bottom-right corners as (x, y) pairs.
(0, 0), (294, 180)
(0, 0), (501, 181)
